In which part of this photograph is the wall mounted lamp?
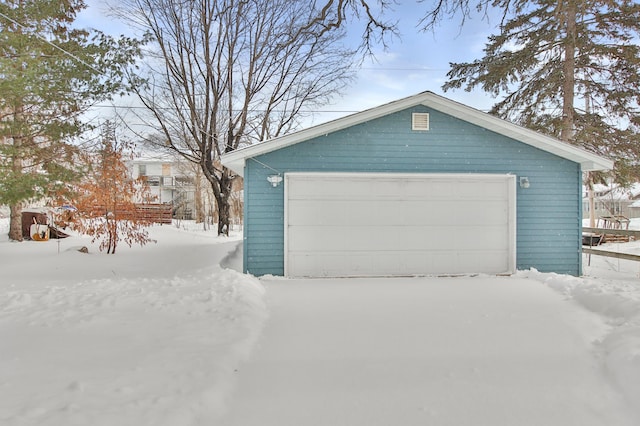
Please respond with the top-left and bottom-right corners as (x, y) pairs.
(267, 174), (283, 187)
(519, 176), (530, 189)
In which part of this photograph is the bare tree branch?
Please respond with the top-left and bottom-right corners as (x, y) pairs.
(115, 0), (358, 234)
(417, 0), (514, 31)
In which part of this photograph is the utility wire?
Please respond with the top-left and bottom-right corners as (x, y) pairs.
(359, 67), (447, 71)
(89, 103), (364, 113)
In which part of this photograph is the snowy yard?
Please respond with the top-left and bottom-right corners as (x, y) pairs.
(1, 217), (640, 425)
(0, 220), (265, 426)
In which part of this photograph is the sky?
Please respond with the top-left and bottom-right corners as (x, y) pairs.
(76, 0), (503, 127)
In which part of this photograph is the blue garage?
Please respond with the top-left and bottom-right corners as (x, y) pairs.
(222, 92), (612, 277)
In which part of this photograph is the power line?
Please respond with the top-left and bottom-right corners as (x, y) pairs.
(88, 103), (363, 114)
(359, 67), (447, 72)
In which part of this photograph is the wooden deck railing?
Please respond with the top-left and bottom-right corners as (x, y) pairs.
(582, 227), (640, 239)
(86, 204), (173, 224)
(582, 227), (640, 262)
(134, 203), (173, 224)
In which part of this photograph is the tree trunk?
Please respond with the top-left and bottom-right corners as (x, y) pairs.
(587, 172), (596, 228)
(9, 203), (23, 241)
(217, 196), (230, 236)
(560, 0), (577, 143)
(9, 102), (25, 242)
(194, 168), (205, 224)
(215, 167), (236, 236)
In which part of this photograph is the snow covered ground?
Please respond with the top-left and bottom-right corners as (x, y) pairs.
(221, 275), (635, 425)
(1, 216), (640, 425)
(0, 219), (266, 426)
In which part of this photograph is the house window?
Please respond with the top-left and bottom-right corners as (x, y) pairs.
(138, 164), (147, 176)
(147, 176), (160, 186)
(175, 176), (194, 186)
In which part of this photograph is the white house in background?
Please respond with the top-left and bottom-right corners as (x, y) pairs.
(582, 182), (640, 220)
(130, 156), (198, 219)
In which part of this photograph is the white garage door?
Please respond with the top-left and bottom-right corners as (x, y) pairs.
(285, 173), (516, 278)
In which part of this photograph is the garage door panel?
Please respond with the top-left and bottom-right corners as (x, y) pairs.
(290, 176), (480, 201)
(462, 201), (509, 225)
(288, 252), (375, 277)
(455, 180), (508, 199)
(288, 224), (509, 253)
(288, 200), (404, 226)
(288, 178), (404, 201)
(446, 226), (509, 250)
(288, 226), (382, 251)
(406, 200), (508, 226)
(289, 226), (427, 252)
(288, 249), (510, 277)
(285, 173), (515, 277)
(289, 199), (508, 227)
(292, 251), (420, 277)
(428, 250), (509, 275)
(290, 175), (510, 200)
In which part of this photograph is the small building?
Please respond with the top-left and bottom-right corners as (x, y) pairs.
(130, 157), (198, 219)
(222, 92), (612, 278)
(582, 183), (640, 220)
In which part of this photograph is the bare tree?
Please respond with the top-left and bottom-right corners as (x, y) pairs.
(117, 0), (370, 235)
(72, 122), (155, 254)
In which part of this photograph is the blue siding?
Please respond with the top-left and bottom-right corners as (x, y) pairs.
(243, 106), (582, 276)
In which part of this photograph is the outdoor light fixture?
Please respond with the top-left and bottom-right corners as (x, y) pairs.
(267, 174), (283, 187)
(519, 176), (530, 189)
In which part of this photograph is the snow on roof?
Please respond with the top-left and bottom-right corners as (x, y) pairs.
(628, 182), (640, 198)
(584, 182), (640, 201)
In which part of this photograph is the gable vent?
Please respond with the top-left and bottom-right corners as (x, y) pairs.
(412, 113), (430, 131)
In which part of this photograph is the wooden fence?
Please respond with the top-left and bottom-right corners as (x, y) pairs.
(86, 204), (173, 224)
(582, 227), (640, 262)
(135, 203), (173, 224)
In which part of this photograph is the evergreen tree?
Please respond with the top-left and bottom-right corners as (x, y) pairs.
(442, 0), (640, 187)
(0, 0), (143, 241)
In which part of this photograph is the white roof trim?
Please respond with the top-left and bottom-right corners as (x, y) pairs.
(221, 91), (613, 176)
